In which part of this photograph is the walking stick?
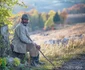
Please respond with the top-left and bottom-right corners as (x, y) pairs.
(39, 50), (55, 67)
(28, 36), (56, 68)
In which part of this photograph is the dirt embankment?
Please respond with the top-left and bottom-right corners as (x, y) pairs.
(53, 54), (85, 70)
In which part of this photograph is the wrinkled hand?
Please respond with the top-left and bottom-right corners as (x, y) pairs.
(33, 43), (41, 50)
(36, 45), (41, 50)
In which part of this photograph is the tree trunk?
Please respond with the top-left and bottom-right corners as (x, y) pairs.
(0, 25), (10, 57)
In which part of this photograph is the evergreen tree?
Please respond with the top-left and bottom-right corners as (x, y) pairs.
(53, 12), (61, 24)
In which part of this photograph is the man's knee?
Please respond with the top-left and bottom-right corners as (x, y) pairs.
(29, 49), (39, 57)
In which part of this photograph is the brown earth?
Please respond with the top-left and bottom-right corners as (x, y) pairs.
(53, 54), (85, 70)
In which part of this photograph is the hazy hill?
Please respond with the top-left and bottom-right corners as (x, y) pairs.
(67, 4), (85, 14)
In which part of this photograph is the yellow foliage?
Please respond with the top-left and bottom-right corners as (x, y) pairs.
(13, 58), (20, 66)
(48, 10), (56, 16)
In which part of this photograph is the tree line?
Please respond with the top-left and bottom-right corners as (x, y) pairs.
(11, 9), (68, 31)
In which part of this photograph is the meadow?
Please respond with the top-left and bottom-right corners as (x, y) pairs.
(30, 23), (85, 70)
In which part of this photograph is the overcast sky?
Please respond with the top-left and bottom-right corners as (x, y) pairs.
(13, 0), (82, 14)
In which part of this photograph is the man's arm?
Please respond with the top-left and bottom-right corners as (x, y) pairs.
(17, 26), (32, 44)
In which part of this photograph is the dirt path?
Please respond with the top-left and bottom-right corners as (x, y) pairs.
(54, 54), (85, 70)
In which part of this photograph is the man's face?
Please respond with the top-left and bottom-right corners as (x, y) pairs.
(23, 19), (29, 23)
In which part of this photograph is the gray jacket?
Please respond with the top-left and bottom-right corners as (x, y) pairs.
(12, 23), (32, 53)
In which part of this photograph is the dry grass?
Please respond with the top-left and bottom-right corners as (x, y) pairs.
(37, 36), (85, 70)
(40, 37), (85, 57)
(29, 23), (85, 70)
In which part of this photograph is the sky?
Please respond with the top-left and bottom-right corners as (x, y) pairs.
(13, 0), (82, 14)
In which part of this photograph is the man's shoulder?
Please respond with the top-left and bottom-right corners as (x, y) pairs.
(15, 23), (26, 31)
(16, 23), (23, 28)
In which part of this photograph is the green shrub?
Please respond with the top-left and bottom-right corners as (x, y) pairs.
(13, 58), (20, 66)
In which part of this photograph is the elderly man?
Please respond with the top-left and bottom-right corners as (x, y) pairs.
(11, 14), (44, 67)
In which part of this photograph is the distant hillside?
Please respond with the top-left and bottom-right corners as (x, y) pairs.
(66, 14), (85, 23)
(67, 4), (85, 14)
(30, 23), (85, 45)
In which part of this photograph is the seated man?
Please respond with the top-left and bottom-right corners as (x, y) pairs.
(11, 14), (44, 67)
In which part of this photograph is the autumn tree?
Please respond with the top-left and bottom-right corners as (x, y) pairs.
(48, 10), (56, 16)
(44, 10), (56, 30)
(0, 0), (19, 57)
(44, 16), (54, 30)
(60, 8), (68, 23)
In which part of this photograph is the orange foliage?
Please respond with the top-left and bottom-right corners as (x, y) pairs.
(67, 4), (85, 14)
(60, 10), (68, 20)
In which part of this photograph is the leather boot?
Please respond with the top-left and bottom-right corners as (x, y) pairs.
(30, 56), (40, 67)
(35, 54), (45, 65)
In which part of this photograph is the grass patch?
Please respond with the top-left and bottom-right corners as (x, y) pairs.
(31, 38), (85, 70)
